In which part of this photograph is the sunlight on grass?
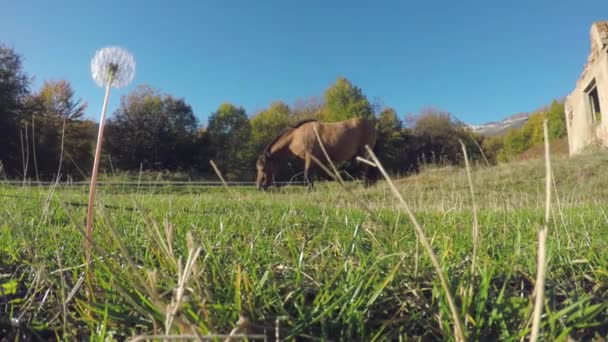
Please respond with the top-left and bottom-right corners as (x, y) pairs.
(1, 151), (607, 340)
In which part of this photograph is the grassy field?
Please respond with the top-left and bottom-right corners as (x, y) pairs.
(1, 152), (607, 341)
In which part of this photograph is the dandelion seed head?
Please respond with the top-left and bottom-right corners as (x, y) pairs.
(91, 46), (136, 88)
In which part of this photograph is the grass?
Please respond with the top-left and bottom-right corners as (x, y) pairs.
(1, 152), (608, 340)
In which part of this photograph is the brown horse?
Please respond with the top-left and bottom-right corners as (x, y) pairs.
(256, 117), (377, 190)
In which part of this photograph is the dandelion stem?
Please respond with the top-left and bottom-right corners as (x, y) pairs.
(85, 71), (114, 264)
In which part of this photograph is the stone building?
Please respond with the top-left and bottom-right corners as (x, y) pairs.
(565, 21), (608, 155)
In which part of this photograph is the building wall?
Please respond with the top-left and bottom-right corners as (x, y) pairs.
(565, 21), (608, 155)
(596, 53), (608, 143)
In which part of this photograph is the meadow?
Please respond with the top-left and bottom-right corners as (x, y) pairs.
(1, 152), (607, 341)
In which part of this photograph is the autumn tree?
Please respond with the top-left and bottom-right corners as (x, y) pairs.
(31, 80), (87, 119)
(24, 80), (94, 179)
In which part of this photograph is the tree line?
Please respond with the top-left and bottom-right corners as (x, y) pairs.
(1, 43), (565, 182)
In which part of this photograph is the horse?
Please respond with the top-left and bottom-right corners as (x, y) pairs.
(255, 117), (377, 190)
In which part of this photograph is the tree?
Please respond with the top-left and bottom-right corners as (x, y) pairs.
(27, 117), (97, 180)
(60, 119), (97, 180)
(481, 135), (505, 164)
(321, 77), (374, 122)
(15, 79), (93, 180)
(31, 80), (87, 119)
(498, 127), (532, 162)
(247, 101), (301, 181)
(0, 43), (30, 175)
(249, 101), (291, 155)
(377, 107), (402, 134)
(375, 107), (412, 172)
(105, 85), (198, 171)
(206, 103), (251, 178)
(545, 100), (566, 139)
(191, 127), (214, 176)
(291, 96), (323, 122)
(411, 108), (482, 165)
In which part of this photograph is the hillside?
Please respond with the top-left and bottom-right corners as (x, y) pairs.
(396, 149), (608, 210)
(513, 136), (569, 161)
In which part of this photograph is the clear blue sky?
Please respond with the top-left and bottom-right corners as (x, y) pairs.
(3, 0), (607, 125)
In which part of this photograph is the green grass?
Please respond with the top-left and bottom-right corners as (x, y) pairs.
(1, 152), (607, 340)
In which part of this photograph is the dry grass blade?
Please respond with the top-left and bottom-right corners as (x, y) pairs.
(55, 118), (66, 182)
(20, 128), (27, 185)
(54, 252), (68, 337)
(459, 140), (480, 296)
(210, 159), (246, 202)
(310, 127), (382, 245)
(365, 145), (467, 342)
(31, 115), (40, 183)
(209, 159), (263, 231)
(226, 313), (253, 342)
(529, 119), (552, 342)
(304, 156), (385, 247)
(165, 247), (202, 334)
(210, 160), (228, 188)
(356, 156), (377, 167)
(312, 127), (345, 183)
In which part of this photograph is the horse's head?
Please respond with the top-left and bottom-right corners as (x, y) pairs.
(256, 152), (274, 191)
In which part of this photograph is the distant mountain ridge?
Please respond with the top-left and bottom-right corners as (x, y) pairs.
(467, 113), (530, 136)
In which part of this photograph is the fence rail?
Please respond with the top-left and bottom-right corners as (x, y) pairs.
(0, 180), (311, 187)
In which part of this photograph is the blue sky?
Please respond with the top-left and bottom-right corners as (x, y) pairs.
(3, 0), (607, 125)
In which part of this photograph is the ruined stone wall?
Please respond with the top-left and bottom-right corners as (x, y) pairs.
(565, 21), (608, 155)
(596, 52), (608, 144)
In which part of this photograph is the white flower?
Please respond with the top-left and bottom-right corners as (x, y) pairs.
(90, 46), (136, 88)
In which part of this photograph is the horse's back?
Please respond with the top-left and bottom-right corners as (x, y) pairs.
(330, 117), (376, 148)
(290, 118), (375, 162)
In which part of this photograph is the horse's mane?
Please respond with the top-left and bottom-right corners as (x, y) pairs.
(262, 119), (318, 155)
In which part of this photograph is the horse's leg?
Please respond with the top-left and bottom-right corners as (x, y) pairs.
(358, 148), (377, 187)
(361, 162), (372, 187)
(304, 153), (314, 191)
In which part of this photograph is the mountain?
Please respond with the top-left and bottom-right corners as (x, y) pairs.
(467, 113), (530, 136)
